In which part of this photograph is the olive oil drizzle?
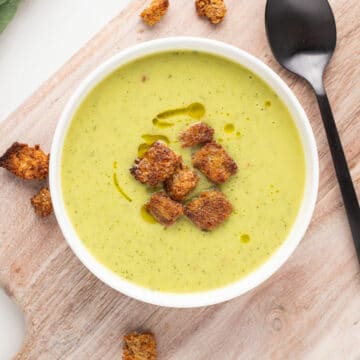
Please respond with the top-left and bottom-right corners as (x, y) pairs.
(137, 143), (151, 158)
(112, 161), (132, 202)
(152, 118), (174, 128)
(152, 102), (205, 128)
(140, 204), (157, 224)
(224, 123), (235, 133)
(141, 134), (170, 145)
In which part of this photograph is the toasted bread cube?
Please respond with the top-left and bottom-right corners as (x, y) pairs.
(146, 192), (183, 226)
(192, 141), (237, 184)
(179, 122), (214, 148)
(31, 188), (53, 217)
(195, 0), (227, 24)
(164, 162), (199, 201)
(0, 142), (49, 180)
(185, 190), (232, 230)
(141, 0), (169, 26)
(123, 332), (157, 360)
(130, 141), (181, 187)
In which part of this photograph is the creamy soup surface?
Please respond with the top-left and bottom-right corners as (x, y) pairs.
(61, 51), (305, 292)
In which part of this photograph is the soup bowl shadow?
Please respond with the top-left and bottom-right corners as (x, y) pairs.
(50, 37), (319, 308)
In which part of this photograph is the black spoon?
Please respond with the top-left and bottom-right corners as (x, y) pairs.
(265, 0), (360, 261)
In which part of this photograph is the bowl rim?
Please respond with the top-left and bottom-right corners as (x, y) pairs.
(50, 36), (319, 308)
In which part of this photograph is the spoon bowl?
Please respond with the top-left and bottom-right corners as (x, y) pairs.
(265, 0), (336, 92)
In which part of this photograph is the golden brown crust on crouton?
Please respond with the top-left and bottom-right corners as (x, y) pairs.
(164, 162), (199, 201)
(179, 122), (214, 148)
(0, 142), (49, 180)
(123, 332), (157, 360)
(146, 192), (183, 226)
(31, 188), (53, 217)
(185, 190), (232, 230)
(195, 0), (227, 24)
(130, 141), (181, 187)
(192, 141), (237, 184)
(141, 0), (169, 26)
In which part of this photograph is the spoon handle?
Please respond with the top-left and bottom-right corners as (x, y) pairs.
(316, 91), (360, 261)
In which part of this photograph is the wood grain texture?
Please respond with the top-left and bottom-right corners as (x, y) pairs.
(0, 0), (359, 359)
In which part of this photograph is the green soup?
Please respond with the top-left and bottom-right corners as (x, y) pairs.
(61, 51), (305, 293)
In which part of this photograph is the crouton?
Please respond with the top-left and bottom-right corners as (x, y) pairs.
(146, 192), (183, 226)
(130, 141), (181, 186)
(141, 0), (169, 26)
(0, 142), (49, 180)
(185, 190), (232, 230)
(31, 188), (53, 217)
(195, 0), (227, 24)
(164, 162), (199, 201)
(179, 122), (214, 148)
(192, 141), (237, 184)
(123, 332), (157, 360)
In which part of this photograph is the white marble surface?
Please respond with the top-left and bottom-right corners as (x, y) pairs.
(0, 289), (25, 360)
(0, 0), (130, 358)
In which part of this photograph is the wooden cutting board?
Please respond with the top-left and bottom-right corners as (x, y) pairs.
(1, 0), (359, 358)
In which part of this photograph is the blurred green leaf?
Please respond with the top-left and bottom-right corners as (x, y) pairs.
(0, 0), (21, 34)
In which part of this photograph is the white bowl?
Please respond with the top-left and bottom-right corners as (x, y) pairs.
(50, 37), (319, 308)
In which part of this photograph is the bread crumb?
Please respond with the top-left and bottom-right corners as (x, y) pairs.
(192, 141), (237, 184)
(141, 0), (169, 26)
(123, 332), (157, 360)
(0, 142), (49, 180)
(179, 122), (214, 148)
(146, 191), (183, 226)
(195, 0), (227, 24)
(130, 141), (181, 187)
(31, 188), (53, 217)
(185, 190), (232, 230)
(164, 162), (199, 201)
